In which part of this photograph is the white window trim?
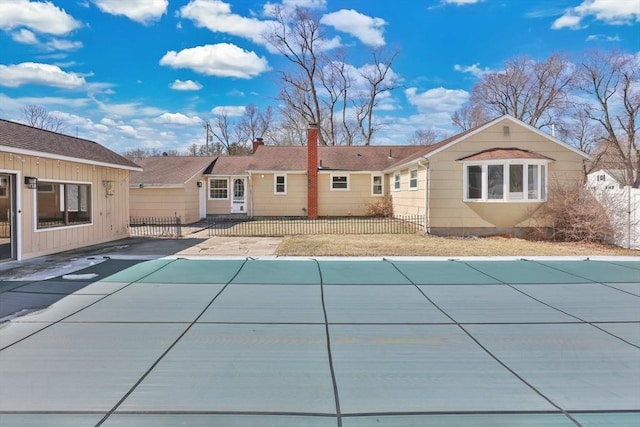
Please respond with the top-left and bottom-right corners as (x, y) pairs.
(274, 174), (287, 195)
(462, 160), (549, 203)
(330, 173), (350, 191)
(393, 172), (401, 192)
(371, 174), (384, 196)
(208, 177), (229, 200)
(34, 179), (94, 232)
(409, 168), (418, 191)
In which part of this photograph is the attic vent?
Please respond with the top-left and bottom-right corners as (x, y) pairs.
(503, 126), (510, 136)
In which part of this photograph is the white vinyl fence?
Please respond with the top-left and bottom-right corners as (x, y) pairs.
(593, 186), (640, 250)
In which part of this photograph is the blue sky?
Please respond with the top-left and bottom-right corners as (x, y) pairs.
(0, 0), (638, 154)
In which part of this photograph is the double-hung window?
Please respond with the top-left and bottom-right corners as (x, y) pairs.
(464, 162), (548, 202)
(37, 181), (91, 229)
(409, 169), (418, 190)
(372, 175), (383, 196)
(274, 174), (287, 195)
(209, 178), (228, 199)
(393, 173), (400, 191)
(331, 174), (349, 190)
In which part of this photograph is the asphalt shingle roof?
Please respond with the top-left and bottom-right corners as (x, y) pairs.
(130, 156), (216, 186)
(0, 118), (140, 170)
(457, 148), (554, 161)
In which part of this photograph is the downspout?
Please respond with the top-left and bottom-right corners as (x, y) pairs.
(417, 158), (429, 233)
(248, 173), (253, 218)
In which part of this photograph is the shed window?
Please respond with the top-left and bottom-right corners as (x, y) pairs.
(209, 178), (228, 200)
(37, 182), (91, 229)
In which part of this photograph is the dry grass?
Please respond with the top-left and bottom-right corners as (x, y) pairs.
(275, 233), (638, 257)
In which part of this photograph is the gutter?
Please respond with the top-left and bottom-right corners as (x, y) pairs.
(417, 158), (429, 233)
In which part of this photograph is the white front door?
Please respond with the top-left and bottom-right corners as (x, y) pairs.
(198, 181), (206, 219)
(230, 178), (246, 213)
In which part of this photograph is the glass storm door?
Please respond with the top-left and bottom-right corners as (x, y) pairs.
(231, 178), (246, 213)
(0, 174), (15, 261)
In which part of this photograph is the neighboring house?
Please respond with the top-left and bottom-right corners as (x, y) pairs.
(587, 169), (640, 249)
(0, 118), (141, 261)
(129, 156), (216, 224)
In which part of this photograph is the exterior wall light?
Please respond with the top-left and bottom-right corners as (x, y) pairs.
(25, 176), (37, 189)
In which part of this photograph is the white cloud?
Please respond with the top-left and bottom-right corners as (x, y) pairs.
(553, 0), (640, 29)
(170, 79), (203, 91)
(10, 28), (83, 52)
(160, 44), (270, 79)
(47, 38), (83, 51)
(0, 0), (82, 36)
(211, 106), (246, 116)
(405, 87), (469, 113)
(586, 33), (621, 42)
(552, 14), (583, 29)
(454, 63), (493, 78)
(154, 112), (203, 125)
(179, 0), (274, 45)
(12, 28), (38, 44)
(0, 62), (86, 88)
(263, 0), (327, 16)
(91, 0), (168, 24)
(320, 9), (386, 47)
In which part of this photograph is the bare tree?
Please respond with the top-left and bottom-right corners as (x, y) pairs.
(458, 54), (574, 130)
(451, 103), (490, 131)
(237, 104), (274, 144)
(266, 6), (326, 144)
(558, 105), (608, 178)
(578, 49), (640, 187)
(410, 128), (446, 145)
(353, 47), (400, 145)
(22, 105), (65, 132)
(265, 8), (399, 146)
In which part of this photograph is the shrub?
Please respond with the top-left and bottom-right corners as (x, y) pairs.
(366, 195), (394, 217)
(537, 181), (614, 243)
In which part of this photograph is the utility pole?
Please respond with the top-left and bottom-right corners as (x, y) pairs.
(204, 121), (213, 155)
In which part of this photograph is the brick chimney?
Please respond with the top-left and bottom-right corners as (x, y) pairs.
(307, 124), (318, 219)
(252, 137), (264, 154)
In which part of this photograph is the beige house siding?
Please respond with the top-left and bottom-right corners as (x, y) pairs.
(425, 120), (585, 231)
(317, 172), (379, 216)
(1, 151), (130, 260)
(389, 167), (426, 216)
(251, 172), (307, 216)
(184, 174), (205, 223)
(130, 187), (186, 220)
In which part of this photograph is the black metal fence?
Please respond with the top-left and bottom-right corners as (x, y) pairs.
(207, 215), (424, 237)
(0, 221), (9, 238)
(129, 217), (183, 238)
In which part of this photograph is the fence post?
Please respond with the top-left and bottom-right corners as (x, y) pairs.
(176, 216), (182, 238)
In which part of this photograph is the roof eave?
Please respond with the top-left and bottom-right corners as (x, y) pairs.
(0, 145), (142, 172)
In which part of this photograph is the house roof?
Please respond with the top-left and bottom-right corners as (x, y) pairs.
(241, 145), (427, 172)
(0, 118), (141, 170)
(204, 155), (254, 175)
(457, 148), (555, 162)
(588, 168), (626, 184)
(387, 115), (589, 171)
(130, 156), (215, 187)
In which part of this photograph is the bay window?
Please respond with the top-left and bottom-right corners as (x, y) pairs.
(464, 162), (548, 202)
